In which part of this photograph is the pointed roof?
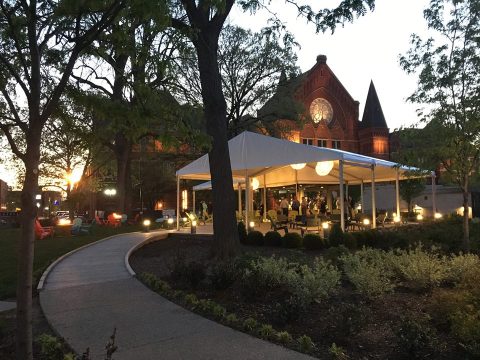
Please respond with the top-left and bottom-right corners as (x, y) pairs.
(361, 81), (388, 128)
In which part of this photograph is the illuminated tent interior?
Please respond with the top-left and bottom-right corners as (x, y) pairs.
(177, 131), (432, 230)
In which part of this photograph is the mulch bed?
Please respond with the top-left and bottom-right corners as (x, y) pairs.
(131, 235), (463, 359)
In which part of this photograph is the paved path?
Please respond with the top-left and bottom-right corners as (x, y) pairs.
(0, 301), (15, 312)
(40, 231), (312, 359)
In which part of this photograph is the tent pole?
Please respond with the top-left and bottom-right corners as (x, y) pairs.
(176, 175), (180, 231)
(432, 172), (436, 216)
(371, 165), (376, 229)
(192, 190), (196, 214)
(339, 160), (345, 232)
(238, 184), (242, 217)
(346, 182), (349, 202)
(263, 174), (267, 222)
(395, 169), (400, 217)
(245, 173), (249, 226)
(360, 180), (364, 212)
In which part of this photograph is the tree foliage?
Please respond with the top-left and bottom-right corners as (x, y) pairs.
(400, 0), (480, 250)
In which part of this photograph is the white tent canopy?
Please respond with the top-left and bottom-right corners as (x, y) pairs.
(177, 131), (423, 185)
(176, 131), (434, 231)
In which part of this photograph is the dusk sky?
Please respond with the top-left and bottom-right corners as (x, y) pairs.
(230, 0), (432, 130)
(0, 0), (433, 187)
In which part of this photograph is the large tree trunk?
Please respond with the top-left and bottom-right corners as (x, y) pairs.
(462, 176), (470, 252)
(195, 33), (239, 258)
(114, 134), (132, 214)
(16, 133), (41, 360)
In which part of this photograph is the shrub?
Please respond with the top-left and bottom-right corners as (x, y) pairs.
(447, 253), (480, 284)
(274, 295), (307, 324)
(395, 316), (440, 358)
(238, 221), (248, 244)
(246, 230), (264, 246)
(282, 232), (303, 248)
(328, 223), (344, 247)
(343, 232), (357, 250)
(264, 231), (282, 247)
(197, 299), (215, 312)
(184, 293), (199, 306)
(277, 331), (293, 344)
(209, 261), (239, 290)
(301, 258), (341, 302)
(323, 245), (350, 265)
(212, 304), (227, 319)
(297, 335), (314, 352)
(35, 334), (64, 360)
(303, 233), (325, 250)
(243, 317), (258, 332)
(341, 248), (396, 299)
(450, 309), (480, 357)
(258, 324), (275, 339)
(225, 313), (238, 324)
(170, 254), (206, 289)
(329, 343), (349, 360)
(393, 246), (448, 290)
(140, 273), (171, 293)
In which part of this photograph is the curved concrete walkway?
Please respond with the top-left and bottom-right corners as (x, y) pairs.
(40, 231), (313, 359)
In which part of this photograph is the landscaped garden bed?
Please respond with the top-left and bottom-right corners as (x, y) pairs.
(131, 219), (480, 359)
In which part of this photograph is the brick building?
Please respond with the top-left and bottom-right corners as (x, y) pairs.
(259, 54), (390, 159)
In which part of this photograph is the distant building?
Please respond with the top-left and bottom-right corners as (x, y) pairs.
(0, 179), (8, 210)
(258, 54), (390, 159)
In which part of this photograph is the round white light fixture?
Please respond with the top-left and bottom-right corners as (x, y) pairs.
(315, 161), (334, 176)
(251, 178), (259, 190)
(363, 218), (370, 226)
(290, 163), (306, 170)
(143, 219), (151, 227)
(416, 214), (423, 221)
(434, 212), (443, 219)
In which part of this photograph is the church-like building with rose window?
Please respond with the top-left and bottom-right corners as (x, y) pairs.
(258, 54), (390, 160)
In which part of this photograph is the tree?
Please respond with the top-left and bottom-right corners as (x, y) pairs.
(0, 1), (124, 358)
(400, 177), (426, 213)
(72, 3), (196, 214)
(168, 0), (376, 258)
(172, 24), (301, 137)
(400, 0), (480, 251)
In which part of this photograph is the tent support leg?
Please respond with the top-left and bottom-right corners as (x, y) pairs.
(432, 172), (436, 216)
(371, 166), (376, 229)
(192, 190), (196, 214)
(176, 176), (180, 231)
(245, 173), (249, 226)
(263, 174), (267, 222)
(395, 169), (400, 217)
(339, 160), (345, 232)
(360, 180), (364, 212)
(238, 184), (242, 218)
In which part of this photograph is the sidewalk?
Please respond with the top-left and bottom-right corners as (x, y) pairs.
(39, 231), (313, 359)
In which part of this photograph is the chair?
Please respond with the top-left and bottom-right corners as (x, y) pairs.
(185, 211), (205, 226)
(266, 214), (288, 234)
(95, 215), (107, 226)
(107, 214), (121, 227)
(267, 210), (278, 222)
(35, 219), (54, 240)
(71, 218), (93, 235)
(300, 217), (321, 236)
(288, 210), (298, 228)
(248, 211), (261, 226)
(376, 213), (387, 227)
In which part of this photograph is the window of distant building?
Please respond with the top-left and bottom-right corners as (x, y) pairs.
(302, 138), (313, 146)
(332, 140), (341, 149)
(317, 139), (327, 147)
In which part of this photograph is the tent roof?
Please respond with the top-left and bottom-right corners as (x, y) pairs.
(177, 131), (427, 186)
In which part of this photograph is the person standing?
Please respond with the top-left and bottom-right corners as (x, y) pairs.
(280, 197), (289, 216)
(291, 195), (300, 212)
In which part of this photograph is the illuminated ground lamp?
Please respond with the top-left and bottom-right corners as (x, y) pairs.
(249, 221), (255, 232)
(363, 218), (371, 229)
(58, 218), (72, 226)
(416, 214), (423, 221)
(143, 219), (151, 232)
(393, 215), (401, 224)
(434, 213), (443, 220)
(104, 188), (117, 196)
(191, 220), (197, 234)
(167, 218), (174, 229)
(322, 221), (330, 239)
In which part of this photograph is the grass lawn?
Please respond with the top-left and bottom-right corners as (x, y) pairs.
(0, 224), (144, 300)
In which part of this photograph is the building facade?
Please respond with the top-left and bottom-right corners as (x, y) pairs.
(259, 55), (390, 159)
